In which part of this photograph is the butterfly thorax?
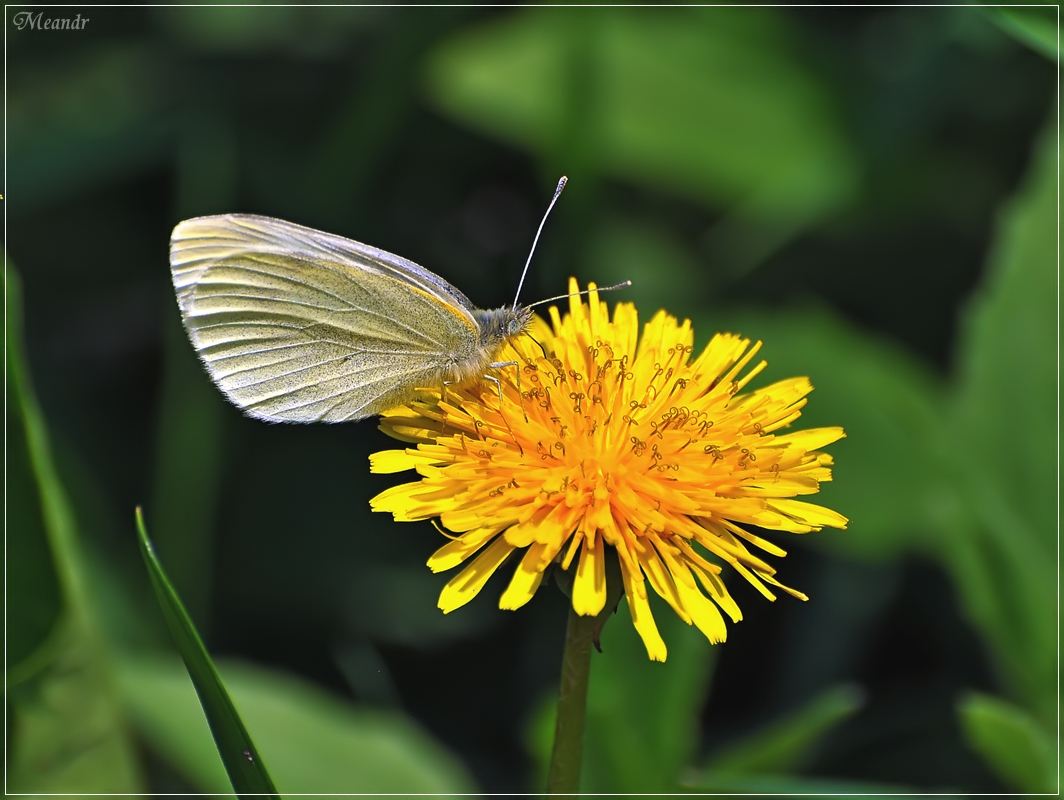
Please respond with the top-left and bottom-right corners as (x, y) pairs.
(432, 306), (527, 384)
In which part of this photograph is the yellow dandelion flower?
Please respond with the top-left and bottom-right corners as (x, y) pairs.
(370, 280), (847, 661)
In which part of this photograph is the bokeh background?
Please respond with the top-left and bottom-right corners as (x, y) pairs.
(7, 5), (1057, 795)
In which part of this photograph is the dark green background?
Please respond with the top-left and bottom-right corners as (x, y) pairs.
(7, 5), (1057, 794)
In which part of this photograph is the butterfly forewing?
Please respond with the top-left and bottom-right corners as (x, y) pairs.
(170, 214), (482, 422)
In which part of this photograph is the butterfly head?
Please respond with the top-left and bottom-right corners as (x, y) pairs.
(475, 305), (533, 349)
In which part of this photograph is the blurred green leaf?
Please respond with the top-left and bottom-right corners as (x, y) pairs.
(136, 508), (279, 797)
(154, 5), (382, 56)
(147, 317), (225, 626)
(952, 116), (1057, 570)
(147, 123), (236, 625)
(685, 771), (932, 795)
(8, 43), (171, 212)
(944, 114), (1057, 725)
(6, 263), (144, 793)
(425, 8), (859, 271)
(584, 602), (715, 792)
(117, 653), (230, 794)
(706, 303), (949, 561)
(527, 600), (715, 792)
(982, 6), (1058, 60)
(702, 684), (864, 776)
(957, 692), (1056, 793)
(117, 654), (478, 794)
(8, 624), (145, 794)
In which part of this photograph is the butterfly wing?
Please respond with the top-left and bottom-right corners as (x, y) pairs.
(170, 214), (481, 422)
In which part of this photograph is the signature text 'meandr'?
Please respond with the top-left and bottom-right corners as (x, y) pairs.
(12, 12), (89, 31)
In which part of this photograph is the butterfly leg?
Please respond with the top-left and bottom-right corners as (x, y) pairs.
(489, 360), (530, 420)
(488, 360), (521, 397)
(440, 378), (460, 409)
(484, 363), (525, 454)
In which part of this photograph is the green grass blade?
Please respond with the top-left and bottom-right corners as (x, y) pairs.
(135, 507), (279, 798)
(7, 264), (94, 626)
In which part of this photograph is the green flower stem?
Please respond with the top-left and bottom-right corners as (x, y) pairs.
(547, 603), (595, 793)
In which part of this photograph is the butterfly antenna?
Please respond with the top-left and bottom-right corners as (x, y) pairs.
(513, 176), (568, 311)
(526, 280), (633, 310)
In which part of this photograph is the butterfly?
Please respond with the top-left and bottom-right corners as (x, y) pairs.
(168, 179), (576, 423)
